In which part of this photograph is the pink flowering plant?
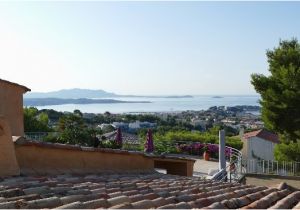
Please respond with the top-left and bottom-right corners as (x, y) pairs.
(177, 142), (232, 159)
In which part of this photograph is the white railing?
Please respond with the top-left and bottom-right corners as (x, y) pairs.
(244, 159), (300, 176)
(211, 145), (244, 183)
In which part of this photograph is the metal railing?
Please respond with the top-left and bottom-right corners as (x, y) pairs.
(244, 159), (300, 176)
(24, 132), (58, 141)
(211, 145), (244, 183)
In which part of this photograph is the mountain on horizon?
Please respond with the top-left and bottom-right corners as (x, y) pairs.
(24, 88), (194, 99)
(24, 88), (118, 99)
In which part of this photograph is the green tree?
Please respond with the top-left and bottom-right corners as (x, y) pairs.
(251, 39), (300, 141)
(39, 109), (64, 122)
(101, 124), (115, 133)
(73, 109), (83, 117)
(274, 141), (300, 161)
(24, 107), (51, 132)
(58, 113), (93, 146)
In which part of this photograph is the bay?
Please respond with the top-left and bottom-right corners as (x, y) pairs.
(34, 95), (260, 114)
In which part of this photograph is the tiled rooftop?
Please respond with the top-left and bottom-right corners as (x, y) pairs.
(243, 129), (279, 144)
(0, 172), (299, 209)
(102, 131), (140, 145)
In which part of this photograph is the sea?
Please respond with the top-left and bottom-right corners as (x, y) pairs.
(35, 95), (261, 114)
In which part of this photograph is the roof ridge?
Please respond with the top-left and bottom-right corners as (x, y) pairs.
(0, 79), (31, 92)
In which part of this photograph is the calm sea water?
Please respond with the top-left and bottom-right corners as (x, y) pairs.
(35, 95), (260, 114)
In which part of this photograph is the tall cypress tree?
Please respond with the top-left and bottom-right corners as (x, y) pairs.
(251, 39), (300, 142)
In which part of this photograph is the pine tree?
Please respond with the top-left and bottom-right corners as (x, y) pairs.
(251, 39), (300, 142)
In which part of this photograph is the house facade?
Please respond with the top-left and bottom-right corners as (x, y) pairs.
(0, 79), (30, 136)
(241, 129), (279, 161)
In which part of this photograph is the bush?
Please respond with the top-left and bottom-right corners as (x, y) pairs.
(177, 143), (232, 158)
(99, 140), (122, 149)
(226, 137), (243, 150)
(156, 131), (243, 150)
(122, 143), (141, 151)
(42, 132), (59, 143)
(153, 137), (176, 155)
(274, 140), (300, 161)
(164, 131), (218, 143)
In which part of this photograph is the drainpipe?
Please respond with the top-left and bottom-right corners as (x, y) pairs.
(219, 130), (226, 171)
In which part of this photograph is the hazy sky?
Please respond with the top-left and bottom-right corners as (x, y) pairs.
(1, 1), (300, 95)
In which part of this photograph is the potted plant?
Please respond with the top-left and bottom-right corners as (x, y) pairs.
(203, 145), (210, 161)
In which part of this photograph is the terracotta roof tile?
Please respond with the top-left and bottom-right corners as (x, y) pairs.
(107, 195), (131, 206)
(293, 201), (300, 209)
(269, 191), (300, 209)
(110, 202), (132, 209)
(57, 201), (84, 209)
(152, 197), (169, 207)
(0, 172), (299, 209)
(175, 201), (191, 209)
(5, 193), (41, 202)
(132, 199), (155, 209)
(243, 129), (279, 143)
(0, 199), (28, 209)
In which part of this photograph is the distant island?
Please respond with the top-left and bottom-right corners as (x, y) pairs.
(24, 98), (151, 106)
(164, 95), (193, 98)
(123, 95), (193, 98)
(24, 88), (194, 99)
(212, 96), (223, 98)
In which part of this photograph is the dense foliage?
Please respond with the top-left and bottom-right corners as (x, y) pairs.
(99, 140), (122, 149)
(251, 39), (300, 142)
(177, 143), (232, 159)
(154, 131), (243, 150)
(138, 128), (243, 155)
(274, 141), (300, 162)
(57, 112), (94, 146)
(24, 107), (52, 132)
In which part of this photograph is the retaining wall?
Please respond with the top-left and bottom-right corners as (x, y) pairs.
(14, 139), (154, 175)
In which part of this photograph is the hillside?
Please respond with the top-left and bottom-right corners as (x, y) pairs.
(24, 88), (117, 99)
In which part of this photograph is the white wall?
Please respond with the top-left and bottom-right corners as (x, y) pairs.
(247, 136), (276, 161)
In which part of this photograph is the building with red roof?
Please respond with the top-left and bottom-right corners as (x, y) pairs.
(241, 129), (279, 161)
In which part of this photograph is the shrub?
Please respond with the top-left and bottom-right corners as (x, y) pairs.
(157, 131), (243, 150)
(99, 140), (122, 149)
(177, 143), (232, 158)
(153, 137), (176, 155)
(274, 140), (300, 161)
(42, 132), (59, 143)
(226, 137), (243, 150)
(140, 130), (243, 155)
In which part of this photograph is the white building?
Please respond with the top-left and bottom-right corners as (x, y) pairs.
(112, 122), (129, 130)
(241, 129), (279, 161)
(128, 121), (156, 131)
